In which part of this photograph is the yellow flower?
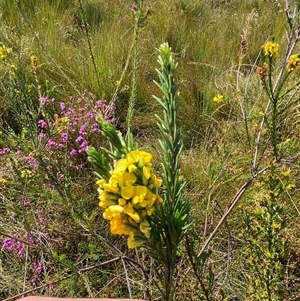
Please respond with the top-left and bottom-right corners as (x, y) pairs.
(118, 171), (136, 187)
(110, 216), (132, 236)
(103, 205), (124, 220)
(264, 41), (279, 58)
(287, 54), (300, 72)
(123, 203), (140, 222)
(121, 184), (135, 200)
(132, 185), (148, 206)
(118, 198), (127, 206)
(0, 178), (7, 185)
(127, 232), (137, 248)
(213, 94), (224, 103)
(98, 190), (117, 208)
(127, 232), (145, 249)
(30, 55), (38, 69)
(0, 44), (10, 60)
(140, 220), (151, 238)
(97, 149), (163, 247)
(114, 158), (128, 173)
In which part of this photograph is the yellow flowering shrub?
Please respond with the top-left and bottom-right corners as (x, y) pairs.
(96, 150), (163, 248)
(263, 41), (279, 58)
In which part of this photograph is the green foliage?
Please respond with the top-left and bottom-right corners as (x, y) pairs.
(2, 0), (300, 300)
(146, 43), (191, 301)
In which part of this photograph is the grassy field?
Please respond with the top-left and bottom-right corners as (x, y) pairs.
(1, 0), (300, 300)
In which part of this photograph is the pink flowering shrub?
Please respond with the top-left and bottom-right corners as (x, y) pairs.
(38, 91), (115, 171)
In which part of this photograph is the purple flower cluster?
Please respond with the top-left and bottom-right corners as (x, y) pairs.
(31, 261), (43, 285)
(39, 96), (54, 106)
(0, 147), (10, 156)
(2, 231), (40, 257)
(38, 92), (115, 169)
(24, 156), (38, 170)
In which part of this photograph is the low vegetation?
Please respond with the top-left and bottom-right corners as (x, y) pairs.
(1, 0), (300, 300)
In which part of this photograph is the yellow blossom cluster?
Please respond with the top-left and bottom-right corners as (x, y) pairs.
(286, 54), (300, 72)
(0, 43), (10, 60)
(263, 41), (279, 58)
(97, 150), (163, 248)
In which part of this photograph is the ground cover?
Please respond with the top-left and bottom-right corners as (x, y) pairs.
(1, 0), (300, 300)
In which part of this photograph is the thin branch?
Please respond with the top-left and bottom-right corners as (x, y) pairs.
(197, 166), (268, 258)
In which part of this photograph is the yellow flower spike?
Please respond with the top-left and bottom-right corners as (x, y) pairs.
(264, 41), (279, 58)
(30, 55), (38, 69)
(140, 220), (151, 238)
(0, 44), (10, 59)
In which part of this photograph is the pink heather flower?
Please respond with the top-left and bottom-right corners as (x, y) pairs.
(79, 140), (88, 153)
(31, 261), (43, 285)
(60, 132), (68, 143)
(75, 135), (83, 143)
(2, 237), (14, 250)
(38, 119), (48, 129)
(24, 156), (38, 170)
(45, 139), (57, 149)
(38, 132), (46, 139)
(60, 102), (66, 111)
(0, 147), (10, 156)
(39, 96), (54, 106)
(2, 235), (26, 257)
(56, 143), (65, 150)
(39, 96), (47, 105)
(79, 124), (87, 135)
(91, 123), (100, 133)
(85, 112), (94, 118)
(24, 200), (31, 206)
(70, 149), (77, 156)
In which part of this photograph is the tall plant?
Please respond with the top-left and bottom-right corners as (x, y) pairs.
(87, 43), (190, 301)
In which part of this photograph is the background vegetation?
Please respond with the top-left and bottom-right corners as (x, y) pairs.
(1, 0), (300, 300)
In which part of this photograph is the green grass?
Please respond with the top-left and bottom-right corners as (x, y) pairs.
(1, 0), (300, 300)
